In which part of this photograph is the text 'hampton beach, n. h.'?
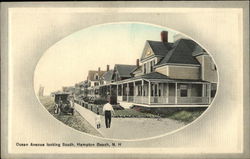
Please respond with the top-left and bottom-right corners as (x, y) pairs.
(16, 142), (122, 148)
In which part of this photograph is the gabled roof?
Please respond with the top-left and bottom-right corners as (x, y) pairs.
(102, 70), (114, 82)
(147, 40), (173, 57)
(115, 64), (137, 78)
(87, 70), (106, 81)
(140, 41), (174, 61)
(156, 39), (201, 66)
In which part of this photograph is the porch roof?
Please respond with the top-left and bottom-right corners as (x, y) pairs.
(115, 72), (209, 84)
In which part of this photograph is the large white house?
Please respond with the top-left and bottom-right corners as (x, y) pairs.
(113, 31), (218, 107)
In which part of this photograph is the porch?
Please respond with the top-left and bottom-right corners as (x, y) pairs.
(116, 78), (211, 106)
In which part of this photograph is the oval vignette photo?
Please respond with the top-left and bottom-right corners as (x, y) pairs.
(34, 22), (218, 140)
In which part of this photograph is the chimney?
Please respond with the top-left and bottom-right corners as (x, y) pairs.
(107, 65), (110, 71)
(136, 59), (139, 67)
(98, 67), (100, 73)
(161, 31), (168, 43)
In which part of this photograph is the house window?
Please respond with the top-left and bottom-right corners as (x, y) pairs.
(191, 84), (202, 97)
(159, 85), (161, 96)
(154, 84), (158, 96)
(180, 85), (188, 97)
(143, 63), (146, 74)
(150, 60), (155, 72)
(138, 86), (141, 96)
(94, 82), (99, 86)
(149, 62), (151, 72)
(118, 86), (122, 96)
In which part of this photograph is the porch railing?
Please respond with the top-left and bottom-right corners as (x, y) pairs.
(118, 96), (148, 104)
(117, 96), (122, 102)
(177, 97), (209, 104)
(117, 96), (209, 105)
(122, 96), (127, 101)
(168, 96), (176, 104)
(128, 96), (134, 102)
(133, 96), (148, 104)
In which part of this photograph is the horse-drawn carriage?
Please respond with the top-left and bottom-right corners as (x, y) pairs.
(54, 93), (74, 115)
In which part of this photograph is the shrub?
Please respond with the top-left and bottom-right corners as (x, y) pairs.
(168, 110), (204, 123)
(93, 98), (107, 105)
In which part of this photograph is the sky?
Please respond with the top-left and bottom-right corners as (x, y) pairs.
(34, 23), (178, 95)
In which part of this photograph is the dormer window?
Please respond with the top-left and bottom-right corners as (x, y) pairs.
(94, 73), (99, 80)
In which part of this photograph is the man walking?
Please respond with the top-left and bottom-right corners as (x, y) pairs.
(102, 98), (114, 128)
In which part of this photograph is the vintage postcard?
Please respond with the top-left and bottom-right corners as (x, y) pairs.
(1, 1), (249, 159)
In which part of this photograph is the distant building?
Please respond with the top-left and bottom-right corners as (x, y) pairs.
(86, 67), (106, 98)
(74, 81), (86, 96)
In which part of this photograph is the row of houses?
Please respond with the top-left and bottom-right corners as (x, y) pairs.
(70, 31), (218, 108)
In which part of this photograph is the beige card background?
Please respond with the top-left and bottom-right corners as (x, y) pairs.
(1, 1), (249, 159)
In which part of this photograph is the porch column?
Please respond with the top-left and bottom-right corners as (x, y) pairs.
(175, 83), (178, 104)
(157, 83), (160, 104)
(133, 82), (136, 103)
(127, 83), (129, 102)
(188, 84), (191, 97)
(157, 83), (159, 96)
(116, 84), (119, 98)
(109, 85), (111, 96)
(202, 84), (206, 97)
(121, 84), (123, 96)
(152, 83), (154, 97)
(133, 82), (136, 96)
(208, 83), (211, 104)
(166, 83), (169, 103)
(141, 80), (144, 104)
(148, 81), (151, 104)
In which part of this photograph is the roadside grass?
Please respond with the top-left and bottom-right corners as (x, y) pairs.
(167, 110), (205, 123)
(76, 100), (204, 122)
(113, 109), (160, 118)
(39, 96), (102, 137)
(77, 101), (160, 118)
